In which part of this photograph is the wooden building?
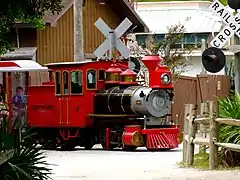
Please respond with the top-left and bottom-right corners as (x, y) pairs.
(2, 0), (148, 65)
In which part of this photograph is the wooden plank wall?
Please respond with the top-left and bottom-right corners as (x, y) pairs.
(172, 75), (230, 131)
(172, 76), (197, 130)
(83, 0), (120, 53)
(36, 1), (120, 66)
(36, 6), (74, 65)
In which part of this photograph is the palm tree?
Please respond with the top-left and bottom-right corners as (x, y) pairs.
(0, 111), (52, 180)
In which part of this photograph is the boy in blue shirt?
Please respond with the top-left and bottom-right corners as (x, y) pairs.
(12, 86), (26, 129)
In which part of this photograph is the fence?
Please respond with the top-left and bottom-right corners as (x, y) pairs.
(172, 75), (230, 131)
(182, 101), (240, 170)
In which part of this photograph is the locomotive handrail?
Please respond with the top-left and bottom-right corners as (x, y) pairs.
(88, 114), (138, 117)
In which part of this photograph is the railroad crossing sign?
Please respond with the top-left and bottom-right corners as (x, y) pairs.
(93, 17), (133, 59)
(210, 0), (240, 48)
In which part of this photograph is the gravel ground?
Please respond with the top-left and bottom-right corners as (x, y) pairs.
(43, 144), (240, 180)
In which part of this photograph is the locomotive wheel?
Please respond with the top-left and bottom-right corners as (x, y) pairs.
(84, 143), (94, 150)
(61, 144), (75, 151)
(42, 144), (57, 150)
(122, 145), (137, 151)
(60, 140), (76, 151)
(100, 131), (115, 150)
(84, 137), (95, 150)
(42, 140), (57, 150)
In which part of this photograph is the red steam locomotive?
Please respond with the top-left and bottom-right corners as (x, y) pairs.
(0, 55), (180, 151)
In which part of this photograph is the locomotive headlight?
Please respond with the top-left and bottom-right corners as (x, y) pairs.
(161, 73), (171, 84)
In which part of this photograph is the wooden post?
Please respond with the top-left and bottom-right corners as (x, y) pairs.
(199, 103), (208, 153)
(74, 0), (84, 62)
(209, 101), (218, 170)
(183, 104), (190, 163)
(186, 104), (197, 166)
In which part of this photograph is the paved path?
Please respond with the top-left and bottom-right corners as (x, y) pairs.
(43, 144), (240, 180)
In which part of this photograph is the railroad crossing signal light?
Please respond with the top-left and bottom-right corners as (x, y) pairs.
(228, 0), (240, 10)
(202, 47), (226, 73)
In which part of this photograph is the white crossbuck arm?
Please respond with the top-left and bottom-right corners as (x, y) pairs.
(210, 0), (240, 48)
(93, 17), (133, 59)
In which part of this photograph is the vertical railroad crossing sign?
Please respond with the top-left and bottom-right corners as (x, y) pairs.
(93, 17), (133, 59)
(210, 0), (240, 48)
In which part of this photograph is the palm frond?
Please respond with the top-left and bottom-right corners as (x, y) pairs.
(0, 113), (52, 180)
(217, 92), (240, 167)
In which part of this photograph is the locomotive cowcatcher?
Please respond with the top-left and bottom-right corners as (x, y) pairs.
(0, 55), (180, 151)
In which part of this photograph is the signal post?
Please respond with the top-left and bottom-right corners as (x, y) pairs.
(202, 0), (240, 94)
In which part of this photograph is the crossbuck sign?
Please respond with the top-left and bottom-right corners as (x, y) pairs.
(210, 0), (240, 48)
(93, 17), (133, 59)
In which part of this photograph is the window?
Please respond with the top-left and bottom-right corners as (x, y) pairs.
(63, 71), (69, 95)
(87, 69), (96, 89)
(98, 69), (105, 81)
(71, 71), (83, 94)
(55, 71), (61, 95)
(183, 34), (196, 44)
(136, 34), (148, 48)
(155, 34), (165, 42)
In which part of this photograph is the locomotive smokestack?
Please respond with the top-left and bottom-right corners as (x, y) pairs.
(141, 55), (172, 89)
(141, 55), (162, 71)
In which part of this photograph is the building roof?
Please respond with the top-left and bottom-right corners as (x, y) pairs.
(0, 60), (48, 72)
(43, 0), (73, 26)
(43, 0), (149, 32)
(135, 1), (233, 34)
(0, 47), (37, 60)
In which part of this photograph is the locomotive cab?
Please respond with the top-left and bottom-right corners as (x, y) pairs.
(27, 60), (127, 150)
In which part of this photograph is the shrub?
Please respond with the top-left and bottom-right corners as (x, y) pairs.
(0, 112), (52, 180)
(218, 92), (240, 167)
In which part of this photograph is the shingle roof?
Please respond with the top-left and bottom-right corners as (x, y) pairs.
(43, 0), (73, 25)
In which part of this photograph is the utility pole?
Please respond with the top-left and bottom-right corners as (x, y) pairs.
(74, 0), (84, 62)
(234, 35), (240, 94)
(200, 39), (207, 74)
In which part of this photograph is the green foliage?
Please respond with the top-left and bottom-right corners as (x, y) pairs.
(0, 113), (14, 150)
(218, 92), (240, 145)
(0, 0), (63, 55)
(0, 113), (52, 180)
(219, 0), (228, 6)
(23, 17), (45, 30)
(218, 92), (240, 119)
(192, 151), (209, 169)
(218, 92), (240, 167)
(139, 23), (196, 76)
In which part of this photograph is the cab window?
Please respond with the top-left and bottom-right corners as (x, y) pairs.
(98, 69), (105, 81)
(63, 71), (69, 95)
(87, 69), (96, 89)
(71, 71), (83, 94)
(55, 71), (61, 95)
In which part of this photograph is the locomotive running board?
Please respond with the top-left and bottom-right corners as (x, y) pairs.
(88, 114), (137, 118)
